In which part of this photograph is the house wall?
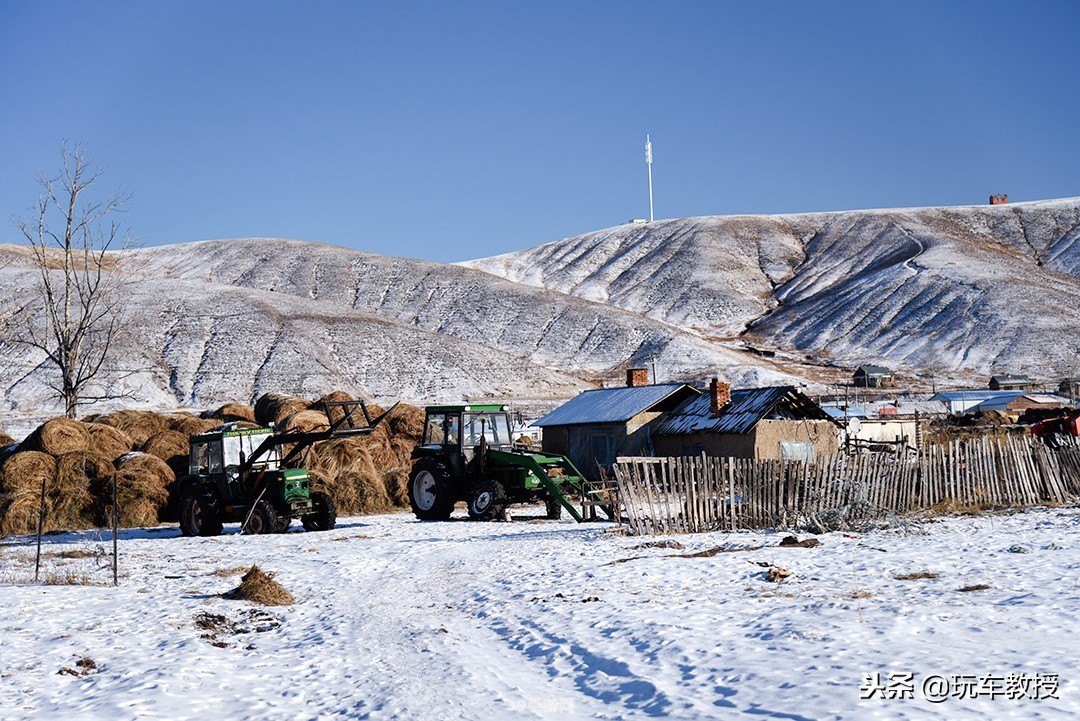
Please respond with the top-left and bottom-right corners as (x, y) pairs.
(653, 431), (756, 459)
(850, 418), (919, 446)
(753, 420), (841, 460)
(541, 420), (657, 480)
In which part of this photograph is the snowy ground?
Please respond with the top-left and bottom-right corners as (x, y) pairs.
(0, 506), (1077, 720)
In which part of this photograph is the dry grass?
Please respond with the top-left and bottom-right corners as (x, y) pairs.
(22, 418), (90, 455)
(958, 583), (991, 592)
(205, 403), (256, 424)
(254, 393), (309, 426)
(209, 565), (249, 577)
(850, 589), (874, 599)
(96, 410), (171, 447)
(221, 565), (295, 606)
(84, 423), (133, 461)
(893, 570), (940, 580)
(57, 656), (97, 677)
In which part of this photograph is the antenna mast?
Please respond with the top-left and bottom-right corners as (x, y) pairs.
(645, 134), (654, 222)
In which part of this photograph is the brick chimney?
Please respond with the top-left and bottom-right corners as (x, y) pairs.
(709, 378), (731, 415)
(989, 194), (1009, 205)
(626, 367), (650, 387)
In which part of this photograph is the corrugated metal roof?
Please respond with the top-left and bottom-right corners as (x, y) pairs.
(532, 384), (696, 427)
(931, 390), (1024, 403)
(856, 365), (891, 376)
(991, 374), (1031, 383)
(653, 386), (827, 435)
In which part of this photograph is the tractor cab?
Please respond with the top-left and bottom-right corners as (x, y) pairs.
(419, 404), (514, 462)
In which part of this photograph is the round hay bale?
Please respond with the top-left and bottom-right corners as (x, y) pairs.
(254, 393), (308, 427)
(21, 418), (90, 455)
(0, 432), (14, 447)
(115, 451), (175, 524)
(142, 430), (190, 480)
(98, 410), (171, 447)
(85, 422), (133, 461)
(56, 451), (113, 528)
(279, 410), (330, 434)
(383, 467), (410, 507)
(115, 452), (175, 487)
(168, 413), (222, 437)
(0, 451), (57, 535)
(308, 391), (355, 425)
(203, 402), (256, 424)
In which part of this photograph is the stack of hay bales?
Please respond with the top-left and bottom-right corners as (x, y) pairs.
(0, 392), (426, 535)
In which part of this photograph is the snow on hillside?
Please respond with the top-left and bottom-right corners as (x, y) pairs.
(463, 198), (1080, 378)
(0, 506), (1076, 720)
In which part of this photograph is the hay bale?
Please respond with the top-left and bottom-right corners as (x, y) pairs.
(279, 410), (330, 434)
(114, 452), (174, 525)
(0, 451), (57, 535)
(222, 565), (295, 605)
(203, 402), (256, 424)
(56, 451), (114, 528)
(168, 413), (222, 437)
(98, 410), (171, 447)
(21, 418), (90, 455)
(383, 467), (410, 507)
(85, 422), (133, 461)
(308, 391), (355, 425)
(0, 432), (14, 447)
(254, 393), (308, 426)
(141, 429), (191, 482)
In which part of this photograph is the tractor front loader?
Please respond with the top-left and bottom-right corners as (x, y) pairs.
(178, 400), (396, 537)
(408, 404), (614, 522)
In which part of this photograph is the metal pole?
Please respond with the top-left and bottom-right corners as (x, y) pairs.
(645, 134), (654, 223)
(112, 469), (118, 586)
(34, 473), (46, 582)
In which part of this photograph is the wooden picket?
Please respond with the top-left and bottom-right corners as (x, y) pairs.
(612, 437), (1080, 535)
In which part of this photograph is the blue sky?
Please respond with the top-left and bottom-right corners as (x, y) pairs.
(1, 1), (1078, 262)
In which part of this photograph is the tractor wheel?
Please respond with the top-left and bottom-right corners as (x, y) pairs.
(467, 479), (506, 521)
(409, 460), (455, 520)
(302, 491), (337, 532)
(179, 489), (223, 537)
(545, 495), (564, 520)
(243, 499), (282, 535)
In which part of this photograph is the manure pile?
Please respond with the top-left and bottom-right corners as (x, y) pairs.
(0, 393), (423, 535)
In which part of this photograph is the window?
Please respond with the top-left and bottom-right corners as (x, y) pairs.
(779, 440), (814, 463)
(423, 413), (460, 446)
(462, 413), (511, 447)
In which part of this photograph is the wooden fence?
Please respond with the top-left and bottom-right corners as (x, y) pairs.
(611, 435), (1080, 535)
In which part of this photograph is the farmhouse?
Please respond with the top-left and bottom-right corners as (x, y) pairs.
(533, 370), (698, 478)
(853, 365), (893, 388)
(931, 390), (1070, 418)
(989, 374), (1033, 391)
(651, 379), (840, 461)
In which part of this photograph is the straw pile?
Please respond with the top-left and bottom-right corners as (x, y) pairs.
(204, 403), (256, 424)
(0, 432), (14, 447)
(141, 430), (190, 477)
(56, 451), (114, 527)
(255, 393), (309, 426)
(85, 422), (133, 461)
(21, 418), (89, 455)
(114, 452), (175, 525)
(222, 565), (295, 606)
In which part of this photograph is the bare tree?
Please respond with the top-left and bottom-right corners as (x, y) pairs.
(10, 143), (132, 418)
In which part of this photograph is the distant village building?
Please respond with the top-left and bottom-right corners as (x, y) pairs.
(532, 370), (698, 479)
(989, 194), (1009, 205)
(651, 379), (840, 462)
(930, 390), (1069, 418)
(853, 365), (893, 388)
(988, 374), (1032, 391)
(1058, 378), (1080, 400)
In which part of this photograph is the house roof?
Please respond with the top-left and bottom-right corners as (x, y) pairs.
(653, 385), (833, 436)
(991, 374), (1031, 384)
(855, 365), (892, 376)
(931, 390), (1024, 404)
(532, 383), (698, 427)
(968, 394), (1070, 413)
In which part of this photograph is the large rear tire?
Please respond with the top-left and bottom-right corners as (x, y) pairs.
(409, 460), (456, 520)
(467, 479), (506, 521)
(179, 489), (223, 537)
(545, 495), (564, 520)
(302, 491), (337, 532)
(243, 499), (283, 535)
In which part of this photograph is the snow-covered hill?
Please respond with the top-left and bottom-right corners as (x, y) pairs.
(1, 197), (1078, 425)
(464, 197), (1080, 377)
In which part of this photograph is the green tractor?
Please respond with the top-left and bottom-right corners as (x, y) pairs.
(178, 400), (393, 536)
(407, 404), (613, 522)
